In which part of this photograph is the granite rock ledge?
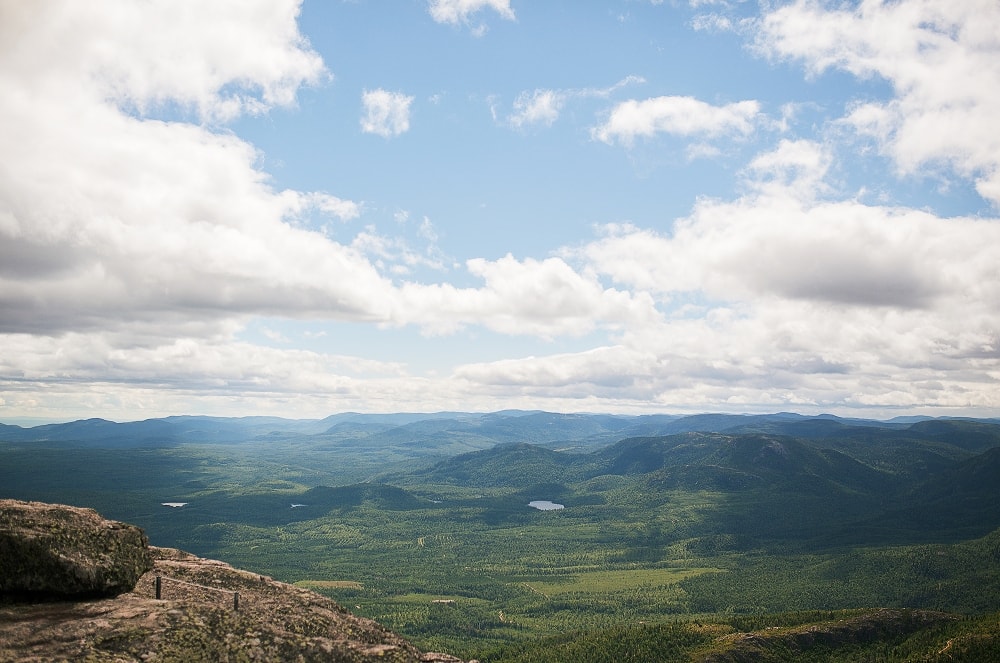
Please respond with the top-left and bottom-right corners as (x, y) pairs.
(0, 500), (471, 663)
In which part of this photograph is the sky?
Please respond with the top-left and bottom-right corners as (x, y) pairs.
(1, 0), (999, 424)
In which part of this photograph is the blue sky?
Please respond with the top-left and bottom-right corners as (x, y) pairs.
(1, 0), (999, 423)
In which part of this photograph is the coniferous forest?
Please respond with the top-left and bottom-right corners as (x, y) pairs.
(2, 411), (1000, 661)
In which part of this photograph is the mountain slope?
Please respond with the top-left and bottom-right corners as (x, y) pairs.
(1, 546), (468, 663)
(402, 442), (587, 487)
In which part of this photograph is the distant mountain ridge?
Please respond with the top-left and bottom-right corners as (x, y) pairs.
(4, 411), (999, 549)
(2, 410), (996, 450)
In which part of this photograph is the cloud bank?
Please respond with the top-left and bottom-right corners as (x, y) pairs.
(0, 0), (998, 421)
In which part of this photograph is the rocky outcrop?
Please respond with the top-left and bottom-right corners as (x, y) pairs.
(697, 608), (958, 663)
(0, 501), (470, 662)
(0, 499), (153, 599)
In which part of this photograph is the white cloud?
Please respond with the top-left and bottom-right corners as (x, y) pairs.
(504, 76), (644, 130)
(350, 226), (446, 275)
(0, 0), (650, 352)
(395, 255), (660, 338)
(691, 12), (735, 33)
(0, 330), (421, 420)
(592, 96), (761, 146)
(418, 217), (439, 242)
(685, 143), (723, 161)
(283, 191), (362, 222)
(2, 0), (998, 420)
(755, 0), (1000, 205)
(428, 0), (515, 28)
(744, 138), (832, 200)
(453, 283), (1000, 413)
(455, 345), (656, 394)
(0, 99), (390, 333)
(261, 327), (291, 344)
(594, 75), (647, 97)
(360, 88), (414, 138)
(0, 0), (388, 339)
(580, 141), (996, 310)
(508, 89), (565, 128)
(0, 0), (325, 123)
(537, 140), (1000, 412)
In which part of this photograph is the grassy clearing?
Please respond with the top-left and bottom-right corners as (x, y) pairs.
(524, 566), (720, 597)
(387, 593), (494, 605)
(294, 580), (363, 590)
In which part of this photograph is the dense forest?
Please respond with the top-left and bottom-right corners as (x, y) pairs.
(2, 411), (999, 660)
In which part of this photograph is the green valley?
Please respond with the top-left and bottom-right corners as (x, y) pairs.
(2, 411), (999, 660)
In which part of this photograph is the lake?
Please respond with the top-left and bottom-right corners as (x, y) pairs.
(528, 500), (565, 511)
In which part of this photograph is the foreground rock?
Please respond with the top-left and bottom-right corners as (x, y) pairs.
(0, 501), (469, 662)
(0, 499), (152, 599)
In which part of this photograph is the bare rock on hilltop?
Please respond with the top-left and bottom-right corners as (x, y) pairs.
(0, 499), (153, 599)
(0, 501), (471, 662)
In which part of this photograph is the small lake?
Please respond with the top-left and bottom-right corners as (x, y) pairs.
(528, 500), (565, 511)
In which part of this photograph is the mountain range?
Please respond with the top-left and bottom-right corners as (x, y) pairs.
(3, 411), (1000, 659)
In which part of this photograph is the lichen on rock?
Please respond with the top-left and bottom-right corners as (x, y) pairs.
(0, 499), (153, 600)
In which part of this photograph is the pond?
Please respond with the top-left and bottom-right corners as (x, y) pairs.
(528, 500), (565, 511)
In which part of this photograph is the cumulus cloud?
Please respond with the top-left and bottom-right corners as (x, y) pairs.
(360, 89), (414, 137)
(455, 345), (658, 395)
(454, 287), (1000, 413)
(579, 140), (997, 310)
(508, 89), (565, 129)
(0, 101), (390, 334)
(3, 0), (998, 419)
(592, 96), (761, 146)
(428, 0), (515, 30)
(744, 138), (833, 200)
(0, 0), (324, 123)
(396, 254), (660, 338)
(754, 0), (1000, 205)
(530, 139), (1000, 412)
(1, 3), (637, 346)
(0, 0), (390, 339)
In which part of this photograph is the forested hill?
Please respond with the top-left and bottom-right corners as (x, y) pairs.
(4, 413), (999, 550)
(400, 417), (1000, 487)
(394, 419), (1000, 549)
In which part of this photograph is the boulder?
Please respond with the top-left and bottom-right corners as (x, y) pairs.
(0, 499), (153, 600)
